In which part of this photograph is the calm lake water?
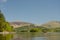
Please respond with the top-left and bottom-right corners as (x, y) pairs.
(0, 32), (60, 40)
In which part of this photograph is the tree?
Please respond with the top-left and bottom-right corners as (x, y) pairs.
(30, 28), (39, 32)
(0, 10), (6, 22)
(0, 10), (13, 32)
(0, 10), (6, 32)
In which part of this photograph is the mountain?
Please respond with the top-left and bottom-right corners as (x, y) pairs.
(9, 21), (32, 28)
(41, 21), (60, 28)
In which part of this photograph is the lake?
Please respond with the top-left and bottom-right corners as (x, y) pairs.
(0, 32), (60, 40)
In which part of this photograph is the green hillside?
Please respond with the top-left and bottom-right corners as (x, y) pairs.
(15, 21), (60, 33)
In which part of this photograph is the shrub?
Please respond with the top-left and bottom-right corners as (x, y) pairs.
(30, 28), (39, 32)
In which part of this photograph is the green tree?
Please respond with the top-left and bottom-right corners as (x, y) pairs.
(0, 10), (6, 32)
(30, 28), (39, 32)
(0, 10), (13, 32)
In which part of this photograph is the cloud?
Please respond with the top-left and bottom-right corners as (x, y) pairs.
(0, 0), (7, 3)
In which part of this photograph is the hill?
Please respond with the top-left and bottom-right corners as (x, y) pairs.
(9, 21), (33, 28)
(9, 21), (60, 28)
(41, 21), (60, 28)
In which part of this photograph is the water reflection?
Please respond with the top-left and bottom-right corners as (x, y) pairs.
(0, 34), (13, 40)
(0, 33), (60, 40)
(16, 32), (60, 40)
(32, 37), (48, 40)
(47, 33), (60, 40)
(16, 32), (48, 40)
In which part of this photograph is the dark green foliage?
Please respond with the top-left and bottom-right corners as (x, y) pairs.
(30, 29), (38, 32)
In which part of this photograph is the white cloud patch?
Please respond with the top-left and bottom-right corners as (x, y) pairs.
(0, 0), (7, 3)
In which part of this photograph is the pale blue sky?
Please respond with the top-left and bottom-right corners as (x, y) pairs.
(0, 0), (60, 24)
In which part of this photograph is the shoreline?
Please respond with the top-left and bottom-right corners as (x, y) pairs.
(0, 32), (15, 34)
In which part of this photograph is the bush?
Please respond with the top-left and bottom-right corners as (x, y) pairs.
(30, 28), (39, 32)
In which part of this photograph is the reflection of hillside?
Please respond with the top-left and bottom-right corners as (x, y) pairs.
(47, 33), (60, 40)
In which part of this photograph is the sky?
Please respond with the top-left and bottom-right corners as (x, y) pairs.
(0, 0), (60, 24)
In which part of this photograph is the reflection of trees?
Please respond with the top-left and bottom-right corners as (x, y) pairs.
(0, 34), (13, 40)
(54, 27), (60, 32)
